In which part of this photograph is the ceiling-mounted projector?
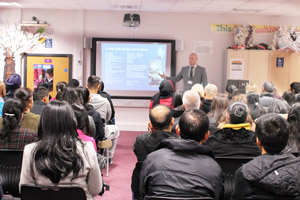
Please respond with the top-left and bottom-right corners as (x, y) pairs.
(123, 13), (140, 28)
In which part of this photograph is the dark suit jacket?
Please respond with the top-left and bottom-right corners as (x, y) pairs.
(168, 65), (207, 91)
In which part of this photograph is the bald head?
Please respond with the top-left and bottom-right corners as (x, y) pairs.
(189, 53), (198, 66)
(191, 83), (204, 98)
(182, 90), (201, 111)
(149, 105), (173, 131)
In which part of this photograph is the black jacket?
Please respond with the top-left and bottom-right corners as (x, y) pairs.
(86, 104), (105, 141)
(140, 138), (223, 200)
(31, 101), (47, 115)
(201, 99), (212, 113)
(231, 153), (300, 200)
(205, 128), (261, 158)
(131, 130), (178, 199)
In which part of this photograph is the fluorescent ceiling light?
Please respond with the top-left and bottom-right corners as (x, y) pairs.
(233, 8), (260, 14)
(0, 2), (22, 7)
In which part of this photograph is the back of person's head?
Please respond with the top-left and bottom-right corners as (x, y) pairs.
(246, 83), (259, 94)
(61, 87), (83, 105)
(228, 102), (248, 124)
(0, 99), (23, 142)
(204, 84), (217, 98)
(34, 86), (49, 102)
(159, 80), (174, 96)
(149, 105), (173, 131)
(296, 93), (300, 103)
(268, 98), (290, 114)
(290, 82), (300, 94)
(99, 81), (104, 92)
(35, 100), (83, 184)
(68, 79), (80, 88)
(208, 93), (229, 122)
(247, 93), (266, 120)
(14, 87), (33, 112)
(262, 81), (274, 93)
(191, 83), (204, 98)
(87, 75), (101, 90)
(55, 81), (67, 100)
(255, 113), (289, 154)
(226, 84), (239, 100)
(6, 74), (21, 90)
(282, 90), (295, 106)
(172, 89), (184, 108)
(287, 103), (300, 153)
(179, 110), (209, 143)
(71, 103), (93, 137)
(182, 90), (201, 111)
(75, 86), (90, 104)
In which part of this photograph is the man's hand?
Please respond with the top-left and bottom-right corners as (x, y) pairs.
(159, 73), (166, 79)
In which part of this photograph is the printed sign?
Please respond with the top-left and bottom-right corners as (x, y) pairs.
(45, 39), (52, 48)
(276, 57), (284, 67)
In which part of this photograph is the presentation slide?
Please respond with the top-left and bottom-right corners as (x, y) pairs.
(93, 39), (175, 98)
(101, 43), (166, 91)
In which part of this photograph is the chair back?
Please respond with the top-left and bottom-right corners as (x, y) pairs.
(0, 149), (23, 197)
(147, 197), (213, 200)
(21, 185), (87, 200)
(215, 157), (254, 200)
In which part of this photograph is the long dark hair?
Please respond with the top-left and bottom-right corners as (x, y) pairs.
(32, 101), (83, 184)
(14, 87), (33, 112)
(286, 103), (300, 153)
(55, 81), (67, 101)
(0, 99), (23, 142)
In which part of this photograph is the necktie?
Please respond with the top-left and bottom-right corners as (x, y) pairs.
(190, 66), (194, 79)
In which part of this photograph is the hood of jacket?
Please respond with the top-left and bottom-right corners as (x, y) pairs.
(243, 153), (300, 196)
(156, 137), (215, 158)
(89, 94), (107, 110)
(212, 127), (256, 144)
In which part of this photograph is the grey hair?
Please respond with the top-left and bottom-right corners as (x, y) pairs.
(182, 90), (201, 111)
(263, 81), (274, 93)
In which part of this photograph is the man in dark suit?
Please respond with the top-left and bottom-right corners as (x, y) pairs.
(160, 53), (208, 91)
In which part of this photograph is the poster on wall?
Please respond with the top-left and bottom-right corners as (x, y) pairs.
(194, 41), (213, 55)
(229, 59), (244, 79)
(23, 54), (72, 97)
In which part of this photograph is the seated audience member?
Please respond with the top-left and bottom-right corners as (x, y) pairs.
(31, 86), (49, 115)
(226, 84), (239, 101)
(131, 105), (177, 200)
(245, 83), (259, 94)
(290, 81), (300, 94)
(72, 104), (97, 152)
(140, 110), (223, 199)
(0, 80), (6, 117)
(282, 90), (296, 106)
(296, 93), (300, 103)
(172, 90), (201, 133)
(51, 81), (67, 101)
(87, 75), (119, 163)
(62, 87), (96, 138)
(149, 80), (174, 110)
(231, 113), (300, 200)
(205, 102), (261, 157)
(68, 78), (80, 88)
(207, 94), (229, 134)
(201, 84), (218, 113)
(246, 93), (266, 121)
(4, 74), (21, 101)
(14, 88), (40, 132)
(191, 83), (205, 100)
(44, 68), (53, 91)
(268, 98), (290, 119)
(76, 86), (105, 142)
(19, 101), (102, 199)
(259, 81), (274, 107)
(284, 103), (300, 153)
(98, 81), (115, 124)
(172, 89), (184, 118)
(0, 99), (37, 149)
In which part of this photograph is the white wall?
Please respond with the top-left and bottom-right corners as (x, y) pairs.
(1, 8), (300, 131)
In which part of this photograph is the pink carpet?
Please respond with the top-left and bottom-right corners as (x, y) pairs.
(96, 131), (144, 200)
